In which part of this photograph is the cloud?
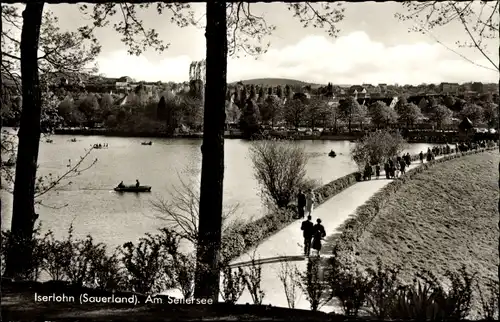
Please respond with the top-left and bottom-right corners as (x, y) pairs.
(97, 31), (498, 85)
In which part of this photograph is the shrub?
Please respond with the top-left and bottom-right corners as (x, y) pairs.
(220, 266), (246, 304)
(326, 252), (372, 317)
(350, 130), (407, 168)
(477, 278), (499, 320)
(243, 251), (265, 305)
(298, 257), (330, 311)
(277, 260), (300, 309)
(389, 278), (442, 320)
(63, 232), (107, 287)
(1, 223), (47, 281)
(364, 257), (402, 319)
(249, 139), (309, 208)
(119, 233), (168, 294)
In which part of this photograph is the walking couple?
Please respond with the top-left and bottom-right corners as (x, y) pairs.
(300, 216), (326, 257)
(297, 189), (315, 218)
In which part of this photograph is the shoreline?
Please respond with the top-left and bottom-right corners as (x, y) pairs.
(50, 128), (476, 143)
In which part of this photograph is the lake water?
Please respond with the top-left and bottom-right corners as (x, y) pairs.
(1, 132), (434, 250)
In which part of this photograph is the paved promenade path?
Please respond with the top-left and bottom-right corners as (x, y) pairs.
(222, 155), (446, 311)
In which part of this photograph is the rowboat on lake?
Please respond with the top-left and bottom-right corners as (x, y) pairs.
(114, 185), (152, 192)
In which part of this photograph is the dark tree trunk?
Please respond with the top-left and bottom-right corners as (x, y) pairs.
(194, 1), (227, 302)
(4, 3), (45, 279)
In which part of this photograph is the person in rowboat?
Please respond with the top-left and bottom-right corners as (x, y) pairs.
(118, 181), (125, 188)
(136, 179), (140, 188)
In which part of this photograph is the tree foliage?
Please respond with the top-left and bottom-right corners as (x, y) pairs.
(396, 1), (499, 72)
(350, 130), (408, 168)
(249, 139), (309, 208)
(396, 102), (423, 126)
(460, 103), (483, 124)
(369, 101), (398, 128)
(431, 105), (454, 129)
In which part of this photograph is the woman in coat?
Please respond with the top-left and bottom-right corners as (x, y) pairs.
(305, 189), (315, 217)
(311, 218), (326, 256)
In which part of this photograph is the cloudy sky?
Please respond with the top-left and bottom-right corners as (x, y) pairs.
(14, 2), (500, 84)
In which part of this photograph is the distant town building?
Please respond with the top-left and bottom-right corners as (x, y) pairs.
(439, 82), (459, 94)
(378, 83), (388, 92)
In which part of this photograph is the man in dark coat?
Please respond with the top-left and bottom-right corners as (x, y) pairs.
(297, 190), (306, 218)
(300, 215), (314, 256)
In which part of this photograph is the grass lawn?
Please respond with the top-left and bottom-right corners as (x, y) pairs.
(355, 150), (498, 314)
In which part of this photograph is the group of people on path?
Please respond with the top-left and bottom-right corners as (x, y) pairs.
(297, 189), (326, 256)
(363, 152), (413, 180)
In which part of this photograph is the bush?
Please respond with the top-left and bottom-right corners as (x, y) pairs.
(243, 251), (265, 305)
(350, 130), (407, 168)
(298, 257), (330, 311)
(119, 233), (169, 294)
(220, 266), (246, 304)
(477, 278), (499, 320)
(277, 260), (300, 309)
(1, 223), (47, 281)
(249, 139), (309, 208)
(364, 257), (402, 319)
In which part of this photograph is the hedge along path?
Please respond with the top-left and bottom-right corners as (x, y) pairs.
(223, 146), (497, 310)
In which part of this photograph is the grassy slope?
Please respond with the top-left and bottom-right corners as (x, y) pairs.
(356, 151), (498, 294)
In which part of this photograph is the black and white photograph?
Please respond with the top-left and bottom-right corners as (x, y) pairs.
(1, 0), (499, 321)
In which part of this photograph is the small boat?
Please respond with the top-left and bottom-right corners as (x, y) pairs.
(328, 150), (336, 158)
(114, 185), (152, 192)
(46, 139), (53, 143)
(141, 141), (153, 146)
(70, 138), (77, 142)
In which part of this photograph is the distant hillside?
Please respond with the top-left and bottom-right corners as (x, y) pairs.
(230, 78), (324, 88)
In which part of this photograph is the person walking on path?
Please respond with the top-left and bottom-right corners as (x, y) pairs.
(312, 218), (326, 256)
(305, 189), (315, 217)
(300, 215), (314, 256)
(399, 158), (406, 175)
(419, 151), (424, 164)
(375, 164), (380, 179)
(384, 161), (390, 179)
(297, 190), (306, 219)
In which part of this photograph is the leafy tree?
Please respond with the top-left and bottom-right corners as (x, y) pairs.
(418, 97), (428, 113)
(306, 98), (329, 129)
(249, 84), (257, 101)
(239, 99), (260, 139)
(225, 100), (241, 125)
(350, 130), (408, 168)
(481, 102), (498, 128)
(369, 101), (398, 128)
(249, 139), (309, 208)
(276, 85), (283, 99)
(430, 104), (453, 129)
(157, 96), (168, 121)
(443, 95), (456, 109)
(284, 99), (307, 129)
(257, 86), (266, 102)
(267, 86), (273, 96)
(76, 94), (99, 123)
(238, 85), (248, 109)
(339, 97), (363, 133)
(259, 94), (283, 127)
(397, 102), (422, 126)
(460, 103), (483, 124)
(284, 84), (293, 100)
(179, 95), (203, 130)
